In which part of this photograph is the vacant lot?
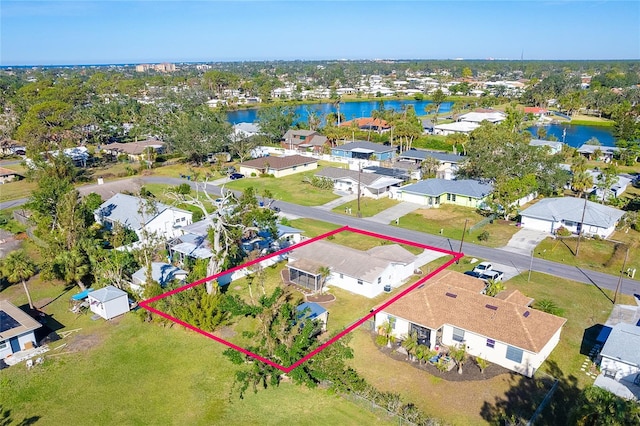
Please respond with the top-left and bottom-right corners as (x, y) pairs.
(395, 204), (521, 248)
(333, 197), (399, 217)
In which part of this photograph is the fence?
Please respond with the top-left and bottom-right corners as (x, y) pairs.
(468, 214), (495, 233)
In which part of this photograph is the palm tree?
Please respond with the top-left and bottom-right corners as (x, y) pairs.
(401, 331), (419, 361)
(420, 157), (441, 179)
(316, 266), (331, 295)
(1, 250), (36, 310)
(377, 320), (396, 348)
(571, 171), (593, 256)
(450, 344), (467, 374)
(56, 249), (90, 290)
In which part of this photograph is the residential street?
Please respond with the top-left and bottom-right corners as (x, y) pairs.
(2, 175), (638, 297)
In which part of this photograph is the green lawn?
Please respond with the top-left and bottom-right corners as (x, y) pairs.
(0, 280), (392, 425)
(332, 197), (399, 218)
(393, 204), (521, 248)
(0, 179), (37, 202)
(224, 167), (339, 206)
(534, 233), (640, 281)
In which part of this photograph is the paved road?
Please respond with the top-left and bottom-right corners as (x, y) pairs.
(3, 175), (639, 297)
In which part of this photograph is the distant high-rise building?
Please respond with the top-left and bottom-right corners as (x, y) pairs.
(135, 63), (176, 73)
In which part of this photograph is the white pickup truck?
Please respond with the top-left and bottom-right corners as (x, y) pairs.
(471, 262), (504, 282)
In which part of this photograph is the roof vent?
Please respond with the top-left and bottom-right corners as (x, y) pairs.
(445, 292), (457, 298)
(523, 311), (530, 318)
(485, 304), (498, 311)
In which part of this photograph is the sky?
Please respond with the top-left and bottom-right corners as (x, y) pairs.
(1, 1), (639, 66)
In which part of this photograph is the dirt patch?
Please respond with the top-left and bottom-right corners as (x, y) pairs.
(34, 298), (54, 310)
(65, 334), (103, 353)
(214, 325), (237, 339)
(372, 333), (510, 382)
(306, 293), (336, 304)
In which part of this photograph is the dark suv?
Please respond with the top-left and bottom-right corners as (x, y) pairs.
(229, 173), (245, 180)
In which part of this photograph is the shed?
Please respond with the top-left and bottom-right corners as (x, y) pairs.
(87, 286), (130, 320)
(296, 302), (328, 332)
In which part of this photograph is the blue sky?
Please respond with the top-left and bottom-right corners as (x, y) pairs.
(1, 1), (638, 65)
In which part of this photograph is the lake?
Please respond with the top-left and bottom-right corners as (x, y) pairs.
(226, 101), (616, 148)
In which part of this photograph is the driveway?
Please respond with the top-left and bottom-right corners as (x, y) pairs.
(365, 202), (422, 224)
(499, 228), (550, 256)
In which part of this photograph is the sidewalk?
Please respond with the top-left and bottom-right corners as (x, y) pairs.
(365, 202), (423, 225)
(315, 192), (358, 211)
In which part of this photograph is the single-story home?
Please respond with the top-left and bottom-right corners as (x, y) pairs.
(101, 139), (165, 162)
(281, 130), (328, 154)
(94, 193), (193, 242)
(397, 149), (466, 180)
(131, 262), (188, 293)
(0, 300), (42, 359)
(395, 179), (493, 208)
(233, 122), (260, 138)
(529, 139), (563, 155)
(296, 302), (328, 333)
(286, 240), (416, 298)
(519, 197), (625, 238)
(315, 167), (404, 199)
(375, 270), (567, 377)
(433, 121), (480, 136)
(458, 111), (506, 124)
(362, 166), (411, 183)
(524, 107), (549, 116)
(87, 286), (130, 320)
(595, 323), (640, 400)
(586, 170), (632, 199)
(0, 167), (23, 184)
(238, 155), (318, 178)
(577, 144), (620, 161)
(340, 117), (391, 133)
(331, 141), (395, 161)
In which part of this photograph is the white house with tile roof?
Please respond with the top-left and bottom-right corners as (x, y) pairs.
(286, 240), (416, 298)
(519, 197), (625, 238)
(375, 270), (566, 377)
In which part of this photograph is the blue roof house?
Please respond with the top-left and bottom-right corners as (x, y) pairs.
(331, 141), (395, 161)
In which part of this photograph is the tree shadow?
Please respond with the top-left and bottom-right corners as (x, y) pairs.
(480, 360), (579, 425)
(0, 406), (40, 426)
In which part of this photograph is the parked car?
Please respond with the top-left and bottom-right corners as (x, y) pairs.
(472, 262), (493, 274)
(229, 173), (244, 180)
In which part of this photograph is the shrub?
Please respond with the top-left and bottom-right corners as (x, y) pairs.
(555, 226), (571, 237)
(477, 231), (490, 241)
(375, 334), (388, 347)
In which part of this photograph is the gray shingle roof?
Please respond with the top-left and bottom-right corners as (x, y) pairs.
(88, 285), (128, 303)
(316, 166), (402, 187)
(334, 141), (394, 153)
(519, 197), (625, 229)
(600, 323), (640, 367)
(239, 154), (317, 170)
(399, 149), (466, 163)
(132, 262), (187, 286)
(399, 179), (493, 198)
(95, 193), (175, 231)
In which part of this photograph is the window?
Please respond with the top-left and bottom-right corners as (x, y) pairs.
(506, 346), (523, 363)
(451, 194), (456, 202)
(339, 273), (344, 279)
(447, 193), (451, 201)
(181, 217), (186, 222)
(357, 279), (363, 285)
(0, 340), (6, 350)
(388, 315), (396, 329)
(452, 327), (465, 342)
(486, 339), (495, 349)
(377, 277), (382, 284)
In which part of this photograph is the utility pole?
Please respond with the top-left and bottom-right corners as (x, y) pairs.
(575, 195), (588, 256)
(457, 219), (469, 262)
(528, 248), (534, 282)
(357, 163), (362, 218)
(614, 246), (630, 305)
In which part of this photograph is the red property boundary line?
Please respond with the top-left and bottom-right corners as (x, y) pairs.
(139, 226), (463, 373)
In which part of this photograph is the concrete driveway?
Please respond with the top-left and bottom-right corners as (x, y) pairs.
(500, 228), (550, 256)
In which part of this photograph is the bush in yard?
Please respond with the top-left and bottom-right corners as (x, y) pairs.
(555, 226), (571, 237)
(477, 231), (490, 241)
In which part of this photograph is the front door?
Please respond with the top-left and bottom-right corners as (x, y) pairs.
(10, 337), (20, 353)
(410, 323), (431, 346)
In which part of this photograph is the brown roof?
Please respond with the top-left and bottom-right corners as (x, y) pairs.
(0, 300), (42, 341)
(239, 155), (317, 171)
(381, 270), (566, 353)
(0, 167), (22, 177)
(494, 288), (534, 307)
(340, 117), (390, 129)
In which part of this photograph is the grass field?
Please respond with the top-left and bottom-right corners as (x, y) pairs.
(0, 278), (393, 426)
(224, 168), (339, 206)
(394, 204), (521, 248)
(332, 197), (399, 217)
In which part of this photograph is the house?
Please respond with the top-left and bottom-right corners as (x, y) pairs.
(101, 139), (165, 162)
(130, 262), (188, 293)
(296, 302), (328, 333)
(375, 270), (566, 377)
(519, 197), (625, 238)
(585, 170), (633, 200)
(433, 121), (480, 136)
(331, 141), (395, 161)
(238, 155), (318, 178)
(362, 166), (411, 183)
(87, 286), (130, 320)
(395, 179), (493, 208)
(576, 144), (619, 161)
(595, 323), (640, 400)
(340, 117), (391, 133)
(281, 130), (328, 154)
(397, 149), (466, 180)
(94, 193), (193, 242)
(286, 240), (416, 298)
(315, 167), (404, 199)
(458, 111), (506, 124)
(524, 107), (549, 117)
(233, 122), (260, 138)
(529, 139), (563, 155)
(0, 300), (42, 359)
(0, 167), (23, 184)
